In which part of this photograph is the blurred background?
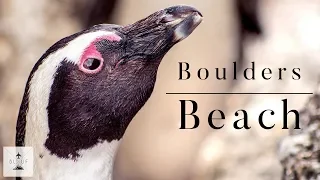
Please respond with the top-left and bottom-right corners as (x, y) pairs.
(1, 0), (320, 179)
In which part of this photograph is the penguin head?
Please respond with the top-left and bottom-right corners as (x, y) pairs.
(17, 5), (202, 159)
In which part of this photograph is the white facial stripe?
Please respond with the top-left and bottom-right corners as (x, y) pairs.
(65, 31), (118, 64)
(24, 30), (118, 176)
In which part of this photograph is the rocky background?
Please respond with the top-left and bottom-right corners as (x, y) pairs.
(0, 0), (318, 180)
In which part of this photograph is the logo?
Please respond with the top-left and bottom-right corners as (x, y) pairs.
(3, 147), (33, 177)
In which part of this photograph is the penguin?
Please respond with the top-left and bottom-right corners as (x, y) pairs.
(15, 5), (202, 180)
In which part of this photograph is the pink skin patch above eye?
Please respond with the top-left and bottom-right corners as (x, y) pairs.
(79, 33), (122, 74)
(103, 33), (122, 42)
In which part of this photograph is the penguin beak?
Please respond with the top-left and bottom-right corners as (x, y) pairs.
(161, 5), (203, 43)
(120, 5), (203, 61)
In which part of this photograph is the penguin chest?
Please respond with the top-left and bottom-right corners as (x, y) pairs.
(29, 140), (119, 180)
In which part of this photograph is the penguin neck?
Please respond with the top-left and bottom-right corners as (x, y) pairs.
(23, 105), (122, 180)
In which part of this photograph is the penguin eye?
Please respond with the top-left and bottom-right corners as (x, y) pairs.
(83, 58), (101, 70)
(80, 57), (103, 74)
